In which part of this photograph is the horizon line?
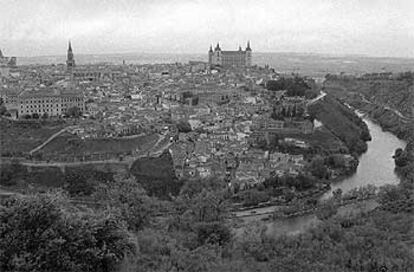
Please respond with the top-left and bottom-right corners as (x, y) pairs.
(13, 51), (414, 60)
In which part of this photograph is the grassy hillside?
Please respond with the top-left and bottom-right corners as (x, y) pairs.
(324, 76), (413, 140)
(0, 118), (66, 157)
(308, 95), (370, 155)
(325, 77), (413, 117)
(39, 132), (158, 157)
(130, 151), (182, 199)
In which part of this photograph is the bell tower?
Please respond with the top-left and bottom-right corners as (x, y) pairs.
(245, 41), (252, 67)
(66, 41), (75, 72)
(208, 45), (213, 66)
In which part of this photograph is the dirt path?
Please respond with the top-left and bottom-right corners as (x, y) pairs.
(29, 125), (78, 155)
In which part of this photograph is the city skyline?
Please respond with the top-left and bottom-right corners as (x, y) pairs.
(1, 0), (414, 58)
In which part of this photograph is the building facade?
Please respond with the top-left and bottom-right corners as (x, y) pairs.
(208, 41), (252, 68)
(3, 88), (85, 118)
(18, 91), (84, 117)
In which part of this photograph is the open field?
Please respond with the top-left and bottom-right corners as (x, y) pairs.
(0, 118), (67, 156)
(39, 132), (159, 156)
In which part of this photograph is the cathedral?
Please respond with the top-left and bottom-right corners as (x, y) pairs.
(66, 41), (75, 72)
(208, 41), (252, 68)
(0, 49), (17, 67)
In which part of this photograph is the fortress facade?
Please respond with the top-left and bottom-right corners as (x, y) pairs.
(208, 41), (252, 68)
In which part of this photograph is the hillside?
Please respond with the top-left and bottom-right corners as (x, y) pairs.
(130, 151), (182, 199)
(324, 75), (413, 140)
(308, 95), (370, 156)
(0, 118), (66, 157)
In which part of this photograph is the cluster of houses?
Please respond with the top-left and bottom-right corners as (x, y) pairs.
(0, 57), (353, 188)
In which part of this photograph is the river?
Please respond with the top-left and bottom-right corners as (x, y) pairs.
(237, 116), (407, 237)
(320, 115), (407, 200)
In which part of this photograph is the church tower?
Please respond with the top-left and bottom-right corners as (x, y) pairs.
(245, 41), (252, 67)
(208, 45), (213, 66)
(66, 41), (75, 72)
(213, 42), (222, 66)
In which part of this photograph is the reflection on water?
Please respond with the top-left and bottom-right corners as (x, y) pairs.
(321, 117), (406, 200)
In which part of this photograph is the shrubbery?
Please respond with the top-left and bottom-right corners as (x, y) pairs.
(0, 192), (135, 272)
(266, 76), (311, 97)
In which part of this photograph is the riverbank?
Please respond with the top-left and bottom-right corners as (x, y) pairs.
(233, 113), (407, 238)
(323, 77), (413, 142)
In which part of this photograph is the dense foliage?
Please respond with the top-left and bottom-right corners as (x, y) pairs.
(1, 171), (413, 272)
(176, 120), (192, 133)
(266, 76), (311, 97)
(130, 151), (183, 199)
(0, 192), (135, 272)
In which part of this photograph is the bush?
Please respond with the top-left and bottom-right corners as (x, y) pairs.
(177, 120), (192, 133)
(65, 106), (82, 118)
(308, 156), (328, 179)
(0, 192), (136, 272)
(239, 189), (270, 207)
(195, 222), (231, 246)
(266, 76), (310, 97)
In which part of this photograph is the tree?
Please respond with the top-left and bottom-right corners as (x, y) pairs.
(66, 106), (82, 118)
(377, 184), (406, 205)
(332, 188), (343, 201)
(0, 192), (136, 272)
(238, 189), (270, 207)
(64, 167), (114, 196)
(180, 177), (227, 199)
(308, 156), (328, 179)
(393, 148), (409, 167)
(0, 104), (6, 115)
(177, 120), (192, 133)
(195, 221), (231, 246)
(94, 176), (154, 231)
(315, 201), (338, 220)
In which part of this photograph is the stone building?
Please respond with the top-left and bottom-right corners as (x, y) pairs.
(4, 88), (85, 118)
(208, 41), (252, 68)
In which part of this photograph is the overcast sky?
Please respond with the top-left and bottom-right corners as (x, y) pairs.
(1, 0), (413, 57)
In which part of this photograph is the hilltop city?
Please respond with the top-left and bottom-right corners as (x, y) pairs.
(1, 41), (350, 187)
(0, 39), (413, 271)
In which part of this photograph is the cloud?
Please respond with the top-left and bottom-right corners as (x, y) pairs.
(0, 0), (413, 57)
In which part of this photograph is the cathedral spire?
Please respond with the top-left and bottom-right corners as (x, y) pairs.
(66, 40), (75, 72)
(246, 40), (251, 51)
(215, 42), (221, 51)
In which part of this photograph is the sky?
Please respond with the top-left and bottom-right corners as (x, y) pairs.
(0, 0), (414, 58)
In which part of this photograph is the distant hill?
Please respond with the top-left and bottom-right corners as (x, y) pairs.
(17, 52), (414, 77)
(324, 75), (413, 140)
